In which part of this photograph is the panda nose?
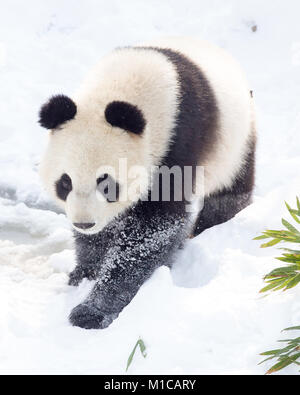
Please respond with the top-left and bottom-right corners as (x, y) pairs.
(73, 222), (95, 230)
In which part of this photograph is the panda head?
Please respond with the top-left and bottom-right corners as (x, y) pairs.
(39, 94), (149, 234)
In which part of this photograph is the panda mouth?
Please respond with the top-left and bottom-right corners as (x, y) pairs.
(72, 221), (103, 235)
(73, 222), (96, 230)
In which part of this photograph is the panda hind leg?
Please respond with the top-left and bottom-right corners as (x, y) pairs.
(192, 135), (256, 237)
(192, 190), (252, 237)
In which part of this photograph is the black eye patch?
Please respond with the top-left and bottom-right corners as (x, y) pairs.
(55, 173), (72, 201)
(97, 174), (120, 203)
(105, 101), (146, 135)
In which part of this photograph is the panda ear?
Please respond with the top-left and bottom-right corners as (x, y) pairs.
(105, 101), (146, 135)
(39, 94), (77, 130)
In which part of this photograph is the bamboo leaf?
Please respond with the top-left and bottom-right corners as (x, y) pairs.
(281, 253), (300, 260)
(279, 248), (300, 254)
(258, 355), (277, 365)
(284, 273), (300, 290)
(260, 345), (293, 356)
(266, 353), (300, 374)
(126, 338), (147, 372)
(282, 219), (300, 234)
(274, 281), (291, 292)
(260, 230), (300, 243)
(267, 265), (299, 277)
(284, 326), (300, 331)
(260, 281), (284, 293)
(253, 234), (270, 241)
(138, 339), (147, 358)
(263, 230), (294, 237)
(276, 256), (300, 263)
(126, 341), (139, 372)
(261, 239), (281, 248)
(285, 202), (300, 224)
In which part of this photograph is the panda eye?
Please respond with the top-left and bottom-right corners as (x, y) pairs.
(55, 173), (72, 201)
(61, 174), (72, 191)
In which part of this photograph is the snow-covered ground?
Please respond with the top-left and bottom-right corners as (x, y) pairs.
(1, 0), (300, 375)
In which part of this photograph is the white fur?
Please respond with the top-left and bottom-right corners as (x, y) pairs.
(40, 38), (255, 234)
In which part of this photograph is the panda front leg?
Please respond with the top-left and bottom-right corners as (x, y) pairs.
(69, 202), (190, 329)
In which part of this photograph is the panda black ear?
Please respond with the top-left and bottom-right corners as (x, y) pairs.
(39, 94), (77, 130)
(105, 101), (146, 135)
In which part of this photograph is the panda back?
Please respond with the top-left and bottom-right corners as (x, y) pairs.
(139, 37), (254, 196)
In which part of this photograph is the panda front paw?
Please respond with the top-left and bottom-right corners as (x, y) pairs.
(68, 268), (85, 286)
(68, 266), (98, 286)
(69, 303), (116, 330)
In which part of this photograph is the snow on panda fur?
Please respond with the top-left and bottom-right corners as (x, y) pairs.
(39, 38), (256, 329)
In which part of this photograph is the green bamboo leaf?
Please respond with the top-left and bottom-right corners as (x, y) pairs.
(262, 276), (292, 293)
(279, 248), (300, 254)
(282, 219), (300, 235)
(277, 339), (300, 343)
(126, 342), (139, 372)
(274, 281), (292, 292)
(266, 353), (300, 374)
(281, 253), (300, 259)
(280, 236), (300, 243)
(262, 275), (284, 283)
(276, 256), (300, 263)
(260, 347), (291, 356)
(260, 239), (281, 248)
(126, 338), (147, 372)
(297, 197), (300, 212)
(285, 202), (300, 224)
(266, 359), (293, 374)
(284, 273), (300, 290)
(260, 281), (284, 293)
(253, 234), (270, 241)
(261, 231), (300, 243)
(258, 355), (277, 365)
(263, 230), (293, 237)
(138, 339), (147, 358)
(263, 276), (287, 283)
(267, 265), (299, 277)
(284, 326), (300, 331)
(281, 338), (300, 344)
(278, 339), (300, 345)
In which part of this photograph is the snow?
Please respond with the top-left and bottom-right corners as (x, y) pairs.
(1, 0), (300, 374)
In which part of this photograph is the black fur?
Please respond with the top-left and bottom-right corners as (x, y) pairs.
(39, 95), (77, 130)
(105, 101), (146, 135)
(55, 173), (72, 201)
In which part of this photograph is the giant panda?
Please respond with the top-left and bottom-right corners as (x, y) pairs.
(39, 37), (256, 329)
